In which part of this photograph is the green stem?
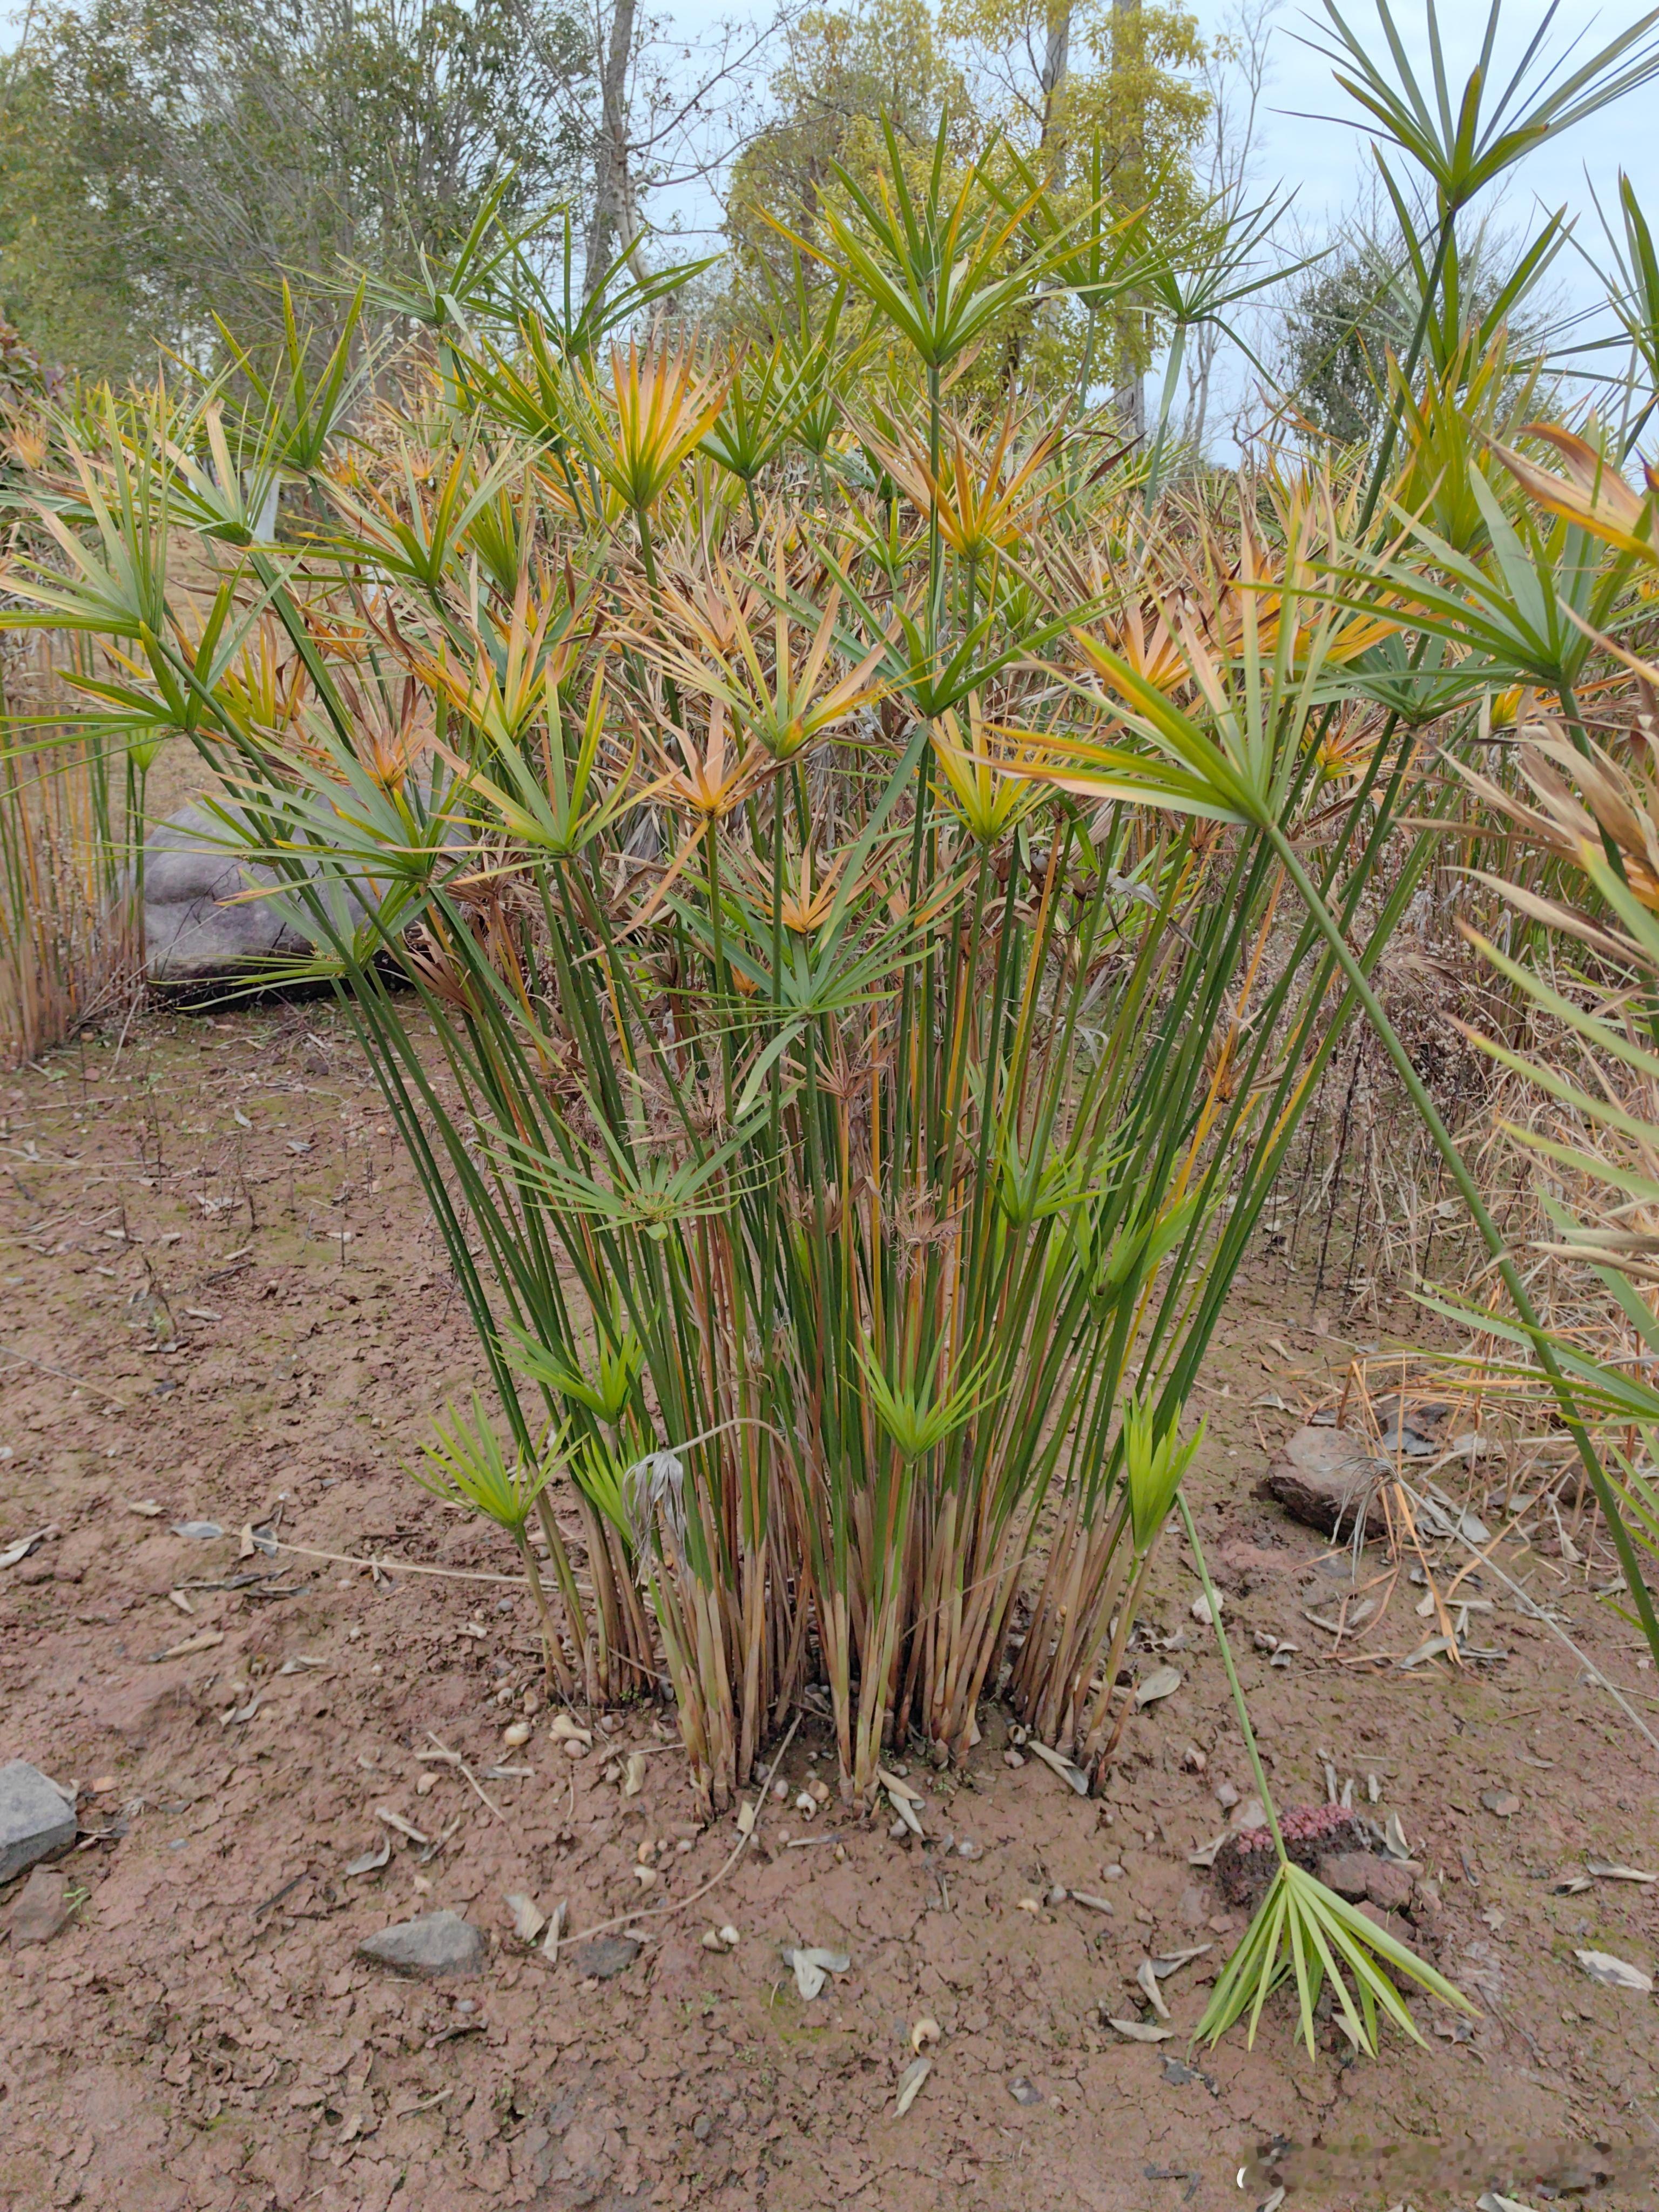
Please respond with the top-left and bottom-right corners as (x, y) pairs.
(1178, 1493), (1285, 1863)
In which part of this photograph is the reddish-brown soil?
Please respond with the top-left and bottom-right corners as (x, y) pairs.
(2, 1004), (1657, 2211)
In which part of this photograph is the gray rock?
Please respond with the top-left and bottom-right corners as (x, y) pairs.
(141, 801), (375, 984)
(9, 1863), (69, 1947)
(357, 1908), (484, 1978)
(1255, 1425), (1390, 1539)
(0, 1759), (78, 1884)
(565, 1934), (640, 1981)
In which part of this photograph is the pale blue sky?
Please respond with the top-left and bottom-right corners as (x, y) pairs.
(657, 1), (1659, 241)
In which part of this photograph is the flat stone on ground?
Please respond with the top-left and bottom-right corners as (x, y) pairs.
(1315, 1849), (1416, 1914)
(565, 1934), (641, 1981)
(0, 1760), (78, 1884)
(1314, 1851), (1376, 1903)
(9, 1864), (69, 1947)
(356, 1909), (484, 1978)
(1364, 1856), (1415, 1913)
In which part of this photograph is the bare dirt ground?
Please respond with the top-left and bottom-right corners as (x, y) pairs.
(2, 1003), (1657, 2212)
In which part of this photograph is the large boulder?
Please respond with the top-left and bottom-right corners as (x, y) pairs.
(142, 802), (373, 984)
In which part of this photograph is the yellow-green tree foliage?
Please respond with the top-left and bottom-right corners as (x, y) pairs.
(942, 0), (1209, 392)
(725, 0), (1209, 399)
(724, 0), (975, 299)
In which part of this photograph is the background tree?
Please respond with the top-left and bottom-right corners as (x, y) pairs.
(0, 0), (593, 376)
(943, 0), (1210, 424)
(723, 0), (973, 302)
(1275, 193), (1555, 449)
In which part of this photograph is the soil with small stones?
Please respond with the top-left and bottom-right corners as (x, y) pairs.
(2, 1004), (1657, 2212)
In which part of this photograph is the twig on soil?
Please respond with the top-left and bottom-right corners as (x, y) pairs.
(1393, 1478), (1659, 1758)
(555, 1714), (802, 1954)
(0, 1342), (124, 1405)
(424, 1731), (508, 1825)
(251, 1870), (310, 1919)
(273, 1539), (527, 1587)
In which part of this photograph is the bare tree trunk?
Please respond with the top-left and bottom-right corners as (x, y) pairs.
(1110, 0), (1144, 437)
(1037, 2), (1072, 187)
(585, 0), (644, 298)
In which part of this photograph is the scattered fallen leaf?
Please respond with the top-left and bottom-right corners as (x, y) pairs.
(542, 1899), (568, 1961)
(1552, 1874), (1593, 1896)
(1007, 2076), (1043, 2106)
(1477, 2193), (1548, 2212)
(506, 1893), (546, 1942)
(623, 1751), (646, 1797)
(1480, 1790), (1521, 1819)
(1575, 1950), (1653, 1993)
(170, 1521), (224, 1541)
(1069, 1890), (1115, 1915)
(1382, 1813), (1413, 1861)
(375, 1808), (430, 1846)
(894, 2055), (931, 2115)
(154, 1629), (225, 1661)
(220, 1691), (261, 1727)
(278, 1655), (327, 1675)
(1587, 1860), (1657, 1885)
(344, 1837), (392, 1878)
(783, 1945), (849, 2001)
(1190, 1592), (1222, 1625)
(0, 1528), (50, 1570)
(1135, 1665), (1182, 1708)
(167, 1590), (194, 1616)
(1396, 1634), (1453, 1669)
(1026, 1739), (1091, 1795)
(1137, 1959), (1171, 2020)
(1187, 1832), (1228, 1869)
(1149, 1944), (1212, 1977)
(1105, 2017), (1175, 2043)
(876, 1766), (924, 1804)
(886, 1784), (924, 1837)
(124, 1499), (164, 1518)
(736, 1800), (756, 1836)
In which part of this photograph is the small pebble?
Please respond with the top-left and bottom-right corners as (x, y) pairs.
(1003, 1750), (1026, 1770)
